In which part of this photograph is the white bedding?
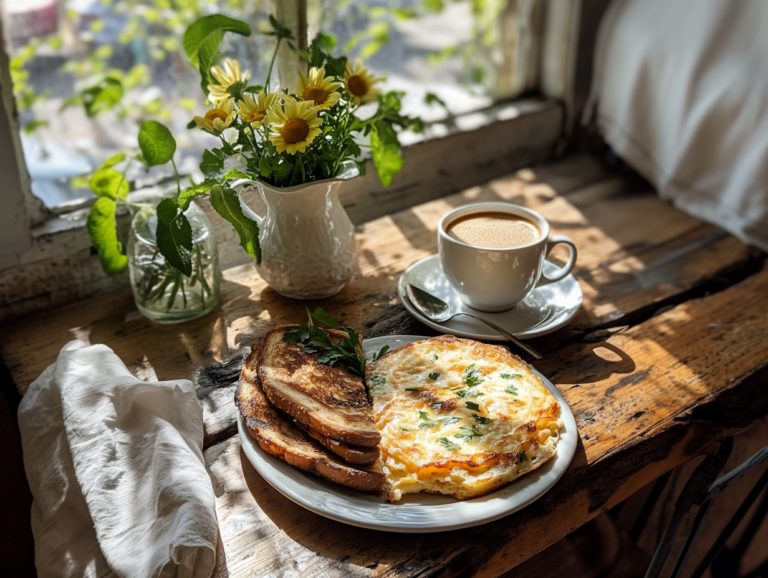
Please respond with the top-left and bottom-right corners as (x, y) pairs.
(587, 0), (768, 251)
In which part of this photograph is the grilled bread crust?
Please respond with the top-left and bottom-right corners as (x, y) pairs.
(236, 343), (385, 492)
(258, 326), (380, 448)
(291, 419), (380, 465)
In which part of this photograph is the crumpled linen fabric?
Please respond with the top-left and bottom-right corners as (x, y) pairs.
(18, 340), (217, 578)
(587, 0), (768, 252)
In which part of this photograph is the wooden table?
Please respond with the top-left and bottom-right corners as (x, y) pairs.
(3, 154), (768, 578)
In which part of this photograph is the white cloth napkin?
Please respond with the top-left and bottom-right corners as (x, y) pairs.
(18, 340), (217, 578)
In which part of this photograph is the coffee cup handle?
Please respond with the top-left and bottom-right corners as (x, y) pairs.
(537, 235), (577, 286)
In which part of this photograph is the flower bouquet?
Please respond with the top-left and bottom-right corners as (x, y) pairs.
(87, 14), (422, 314)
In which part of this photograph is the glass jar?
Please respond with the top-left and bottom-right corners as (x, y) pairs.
(128, 201), (221, 323)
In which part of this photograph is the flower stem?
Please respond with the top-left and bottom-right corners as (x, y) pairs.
(171, 158), (181, 196)
(265, 37), (283, 93)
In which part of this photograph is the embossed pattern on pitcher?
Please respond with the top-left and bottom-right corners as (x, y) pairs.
(236, 162), (359, 300)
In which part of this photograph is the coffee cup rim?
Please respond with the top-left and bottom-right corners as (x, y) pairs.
(438, 202), (550, 251)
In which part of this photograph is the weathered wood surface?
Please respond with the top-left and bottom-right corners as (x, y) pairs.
(2, 154), (767, 577)
(203, 266), (768, 578)
(1, 156), (762, 448)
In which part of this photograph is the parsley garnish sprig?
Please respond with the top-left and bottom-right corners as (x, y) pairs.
(463, 364), (483, 387)
(454, 425), (482, 442)
(418, 410), (460, 428)
(282, 307), (389, 380)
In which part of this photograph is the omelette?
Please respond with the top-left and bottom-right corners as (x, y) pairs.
(366, 335), (562, 501)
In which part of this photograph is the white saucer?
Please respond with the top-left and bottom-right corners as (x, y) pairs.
(398, 254), (582, 341)
(237, 335), (578, 532)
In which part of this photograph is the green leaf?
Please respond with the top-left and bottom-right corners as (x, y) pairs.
(310, 308), (338, 328)
(87, 197), (127, 275)
(200, 149), (223, 177)
(265, 15), (294, 40)
(100, 153), (126, 169)
(439, 437), (460, 451)
(425, 91), (448, 109)
(465, 401), (480, 412)
(222, 168), (251, 181)
(474, 415), (493, 425)
(155, 198), (193, 276)
(500, 373), (522, 379)
(82, 77), (123, 117)
(138, 121), (176, 167)
(90, 168), (128, 200)
(462, 364), (483, 387)
(405, 387), (421, 392)
(505, 385), (519, 396)
(178, 179), (215, 210)
(456, 389), (483, 398)
(370, 120), (403, 187)
(428, 372), (440, 380)
(454, 425), (482, 443)
(183, 15), (251, 95)
(324, 54), (348, 78)
(24, 119), (48, 135)
(209, 184), (261, 263)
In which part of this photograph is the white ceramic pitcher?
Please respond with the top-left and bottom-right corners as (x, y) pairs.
(236, 162), (359, 300)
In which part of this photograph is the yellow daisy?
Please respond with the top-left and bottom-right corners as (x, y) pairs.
(344, 58), (381, 105)
(208, 58), (250, 105)
(295, 66), (342, 111)
(266, 99), (323, 155)
(237, 91), (279, 129)
(193, 99), (235, 134)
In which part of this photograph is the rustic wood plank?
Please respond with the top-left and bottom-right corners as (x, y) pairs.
(206, 263), (768, 578)
(0, 156), (762, 450)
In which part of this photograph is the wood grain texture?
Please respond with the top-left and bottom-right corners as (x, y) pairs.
(3, 153), (768, 578)
(0, 157), (763, 448)
(207, 266), (768, 578)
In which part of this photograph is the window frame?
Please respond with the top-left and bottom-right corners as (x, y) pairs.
(0, 0), (596, 320)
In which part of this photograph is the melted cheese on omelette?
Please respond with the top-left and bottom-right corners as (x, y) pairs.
(366, 335), (562, 501)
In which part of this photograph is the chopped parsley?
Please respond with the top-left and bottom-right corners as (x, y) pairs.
(500, 373), (522, 379)
(430, 401), (444, 410)
(428, 372), (440, 380)
(439, 437), (460, 451)
(405, 387), (421, 392)
(456, 389), (484, 398)
(463, 364), (483, 387)
(465, 401), (481, 412)
(505, 385), (519, 396)
(400, 427), (413, 432)
(473, 414), (493, 425)
(418, 410), (460, 428)
(518, 451), (527, 464)
(370, 375), (386, 385)
(454, 425), (482, 442)
(432, 353), (439, 362)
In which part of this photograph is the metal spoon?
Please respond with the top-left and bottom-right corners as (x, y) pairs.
(405, 283), (543, 359)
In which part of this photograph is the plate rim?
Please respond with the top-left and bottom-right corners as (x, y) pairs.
(398, 253), (582, 341)
(238, 334), (578, 533)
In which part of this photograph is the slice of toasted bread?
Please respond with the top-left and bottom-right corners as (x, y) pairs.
(258, 326), (380, 448)
(236, 343), (385, 493)
(290, 419), (380, 465)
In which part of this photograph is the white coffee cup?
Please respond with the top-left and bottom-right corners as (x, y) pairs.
(438, 202), (577, 312)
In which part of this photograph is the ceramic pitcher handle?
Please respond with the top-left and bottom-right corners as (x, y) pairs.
(235, 180), (264, 226)
(537, 235), (577, 286)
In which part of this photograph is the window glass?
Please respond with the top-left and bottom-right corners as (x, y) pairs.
(2, 0), (514, 209)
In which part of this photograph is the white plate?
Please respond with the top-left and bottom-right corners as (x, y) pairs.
(398, 254), (583, 341)
(237, 335), (578, 533)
